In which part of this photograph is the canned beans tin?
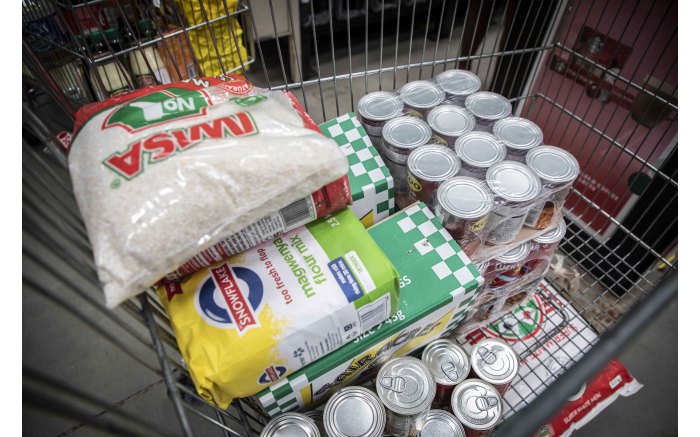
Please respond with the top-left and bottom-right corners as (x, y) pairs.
(486, 243), (531, 289)
(399, 81), (446, 119)
(324, 386), (386, 437)
(451, 379), (503, 437)
(260, 412), (322, 437)
(358, 91), (405, 137)
(524, 146), (580, 230)
(485, 161), (542, 245)
(407, 145), (461, 209)
(434, 177), (494, 257)
(420, 410), (466, 437)
(381, 116), (433, 165)
(427, 105), (475, 147)
(421, 339), (471, 409)
(468, 338), (520, 396)
(435, 69), (481, 105)
(492, 117), (543, 162)
(376, 357), (436, 437)
(455, 132), (507, 179)
(464, 92), (512, 133)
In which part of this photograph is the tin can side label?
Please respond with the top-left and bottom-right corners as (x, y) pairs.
(431, 133), (450, 147)
(408, 173), (422, 193)
(404, 107), (424, 119)
(487, 211), (527, 244)
(524, 200), (546, 227)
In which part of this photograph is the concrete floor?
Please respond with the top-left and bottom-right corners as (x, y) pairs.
(22, 11), (677, 437)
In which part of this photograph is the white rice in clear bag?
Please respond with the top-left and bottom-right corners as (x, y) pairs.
(68, 79), (348, 308)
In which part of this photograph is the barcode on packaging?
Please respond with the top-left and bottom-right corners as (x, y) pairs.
(280, 196), (317, 230)
(358, 294), (391, 332)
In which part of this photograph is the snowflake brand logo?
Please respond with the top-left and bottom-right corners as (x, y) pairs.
(103, 88), (213, 133)
(482, 294), (545, 342)
(195, 264), (264, 333)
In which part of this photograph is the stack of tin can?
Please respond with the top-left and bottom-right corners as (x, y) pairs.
(260, 337), (519, 437)
(356, 70), (580, 261)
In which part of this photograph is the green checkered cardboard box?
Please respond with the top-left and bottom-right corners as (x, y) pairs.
(320, 113), (394, 228)
(254, 202), (483, 416)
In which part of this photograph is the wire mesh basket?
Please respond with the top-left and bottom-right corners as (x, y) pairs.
(22, 0), (677, 436)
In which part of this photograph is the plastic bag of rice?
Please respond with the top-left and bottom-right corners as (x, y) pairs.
(68, 75), (349, 308)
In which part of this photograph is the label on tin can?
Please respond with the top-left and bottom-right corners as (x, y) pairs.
(408, 173), (422, 192)
(471, 217), (487, 233)
(385, 409), (428, 437)
(487, 211), (527, 245)
(431, 134), (449, 147)
(524, 200), (546, 227)
(404, 107), (424, 119)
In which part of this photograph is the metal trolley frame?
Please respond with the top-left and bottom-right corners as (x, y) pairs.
(22, 1), (678, 436)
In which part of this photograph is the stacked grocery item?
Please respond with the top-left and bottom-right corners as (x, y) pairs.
(356, 69), (580, 266)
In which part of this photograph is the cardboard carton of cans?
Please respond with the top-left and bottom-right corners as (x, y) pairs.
(253, 202), (483, 416)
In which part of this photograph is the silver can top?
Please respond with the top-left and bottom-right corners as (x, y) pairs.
(436, 176), (494, 220)
(455, 132), (507, 169)
(435, 69), (481, 97)
(323, 386), (385, 437)
(357, 91), (405, 121)
(494, 243), (531, 263)
(421, 339), (471, 386)
(382, 116), (432, 151)
(427, 105), (476, 137)
(407, 145), (461, 182)
(470, 338), (520, 385)
(376, 356), (436, 415)
(464, 92), (512, 121)
(486, 161), (542, 203)
(493, 117), (543, 151)
(260, 412), (322, 437)
(526, 145), (581, 185)
(533, 220), (567, 244)
(420, 410), (467, 437)
(451, 379), (503, 431)
(399, 80), (446, 109)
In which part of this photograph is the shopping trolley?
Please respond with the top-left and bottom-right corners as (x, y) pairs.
(22, 0), (677, 435)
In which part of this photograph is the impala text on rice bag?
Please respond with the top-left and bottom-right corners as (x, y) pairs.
(158, 208), (399, 408)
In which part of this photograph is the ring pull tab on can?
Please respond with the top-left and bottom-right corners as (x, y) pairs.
(475, 395), (499, 412)
(380, 376), (407, 393)
(441, 361), (460, 382)
(477, 346), (497, 365)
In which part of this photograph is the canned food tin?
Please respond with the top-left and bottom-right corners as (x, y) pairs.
(427, 105), (475, 147)
(420, 410), (466, 437)
(435, 177), (494, 257)
(399, 81), (446, 119)
(524, 146), (580, 229)
(383, 155), (409, 196)
(376, 357), (436, 437)
(381, 116), (433, 164)
(464, 92), (512, 133)
(435, 69), (481, 105)
(454, 132), (507, 179)
(451, 379), (503, 437)
(524, 220), (568, 277)
(407, 145), (461, 209)
(492, 117), (543, 162)
(358, 91), (406, 137)
(469, 339), (520, 395)
(260, 412), (322, 437)
(487, 243), (531, 289)
(304, 409), (327, 437)
(485, 161), (542, 245)
(421, 339), (471, 409)
(324, 386), (386, 437)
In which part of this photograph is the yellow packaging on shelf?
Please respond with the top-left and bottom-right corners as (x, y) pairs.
(176, 0), (249, 76)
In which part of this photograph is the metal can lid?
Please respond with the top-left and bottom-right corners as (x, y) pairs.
(427, 105), (476, 137)
(260, 412), (322, 437)
(324, 386), (385, 437)
(400, 80), (446, 108)
(451, 379), (503, 430)
(382, 116), (432, 150)
(421, 339), (471, 386)
(437, 177), (494, 220)
(533, 220), (567, 244)
(486, 161), (542, 203)
(494, 243), (531, 263)
(376, 357), (436, 415)
(407, 145), (461, 182)
(470, 338), (520, 385)
(493, 117), (543, 151)
(435, 69), (481, 97)
(358, 91), (405, 121)
(526, 145), (580, 184)
(420, 410), (467, 437)
(464, 92), (512, 121)
(455, 132), (507, 168)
